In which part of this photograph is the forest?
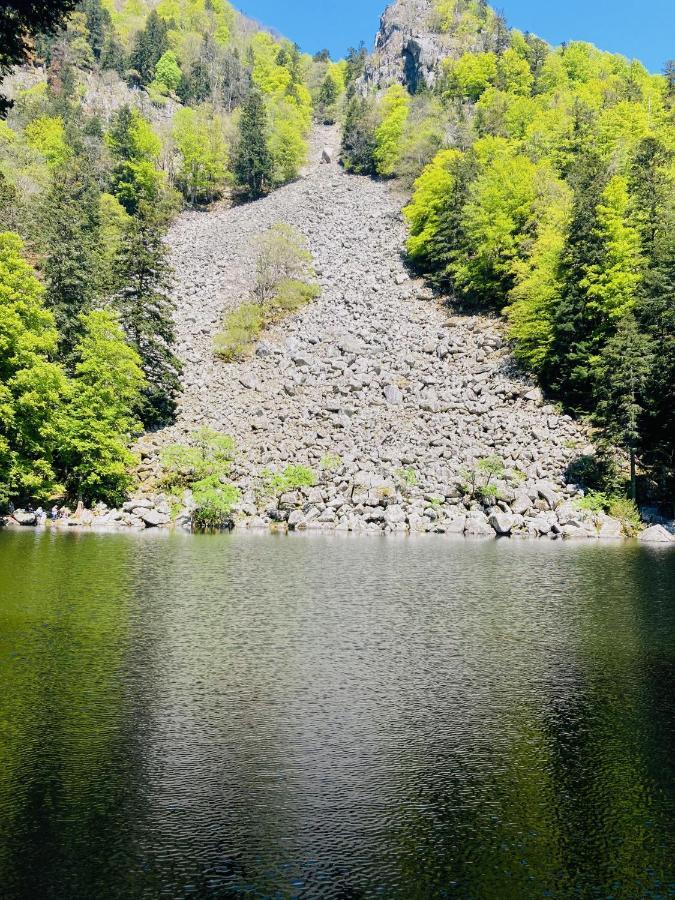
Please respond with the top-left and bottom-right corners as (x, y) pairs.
(0, 0), (673, 514)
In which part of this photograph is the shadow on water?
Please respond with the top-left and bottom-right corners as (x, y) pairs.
(0, 530), (673, 898)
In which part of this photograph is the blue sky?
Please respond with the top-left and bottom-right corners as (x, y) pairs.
(236, 0), (673, 72)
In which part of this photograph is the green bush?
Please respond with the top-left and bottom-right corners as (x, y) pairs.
(191, 481), (239, 530)
(214, 303), (264, 360)
(395, 466), (418, 488)
(320, 452), (343, 471)
(160, 428), (238, 529)
(262, 464), (316, 496)
(271, 278), (320, 314)
(575, 490), (642, 535)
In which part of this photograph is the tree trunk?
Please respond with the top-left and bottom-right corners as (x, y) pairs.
(630, 449), (637, 501)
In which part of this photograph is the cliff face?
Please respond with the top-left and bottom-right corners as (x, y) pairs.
(360, 0), (501, 93)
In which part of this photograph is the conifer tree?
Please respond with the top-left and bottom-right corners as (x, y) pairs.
(544, 150), (608, 409)
(42, 158), (103, 361)
(233, 91), (273, 199)
(112, 202), (182, 429)
(593, 314), (653, 499)
(130, 9), (168, 84)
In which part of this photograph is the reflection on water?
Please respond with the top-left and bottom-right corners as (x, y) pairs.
(0, 530), (673, 898)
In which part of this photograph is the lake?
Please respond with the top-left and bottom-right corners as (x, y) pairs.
(0, 529), (673, 899)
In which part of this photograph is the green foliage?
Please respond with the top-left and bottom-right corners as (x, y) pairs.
(41, 158), (103, 360)
(575, 490), (642, 535)
(271, 278), (320, 314)
(160, 427), (235, 488)
(395, 466), (418, 488)
(320, 452), (342, 472)
(213, 302), (264, 360)
(400, 23), (673, 497)
(23, 116), (71, 168)
(130, 9), (169, 84)
(57, 310), (145, 506)
(0, 0), (77, 117)
(443, 52), (498, 101)
(262, 464), (316, 496)
(107, 105), (166, 214)
(460, 455), (506, 502)
(215, 225), (318, 359)
(254, 223), (314, 303)
(153, 50), (182, 93)
(111, 202), (182, 429)
(341, 97), (377, 175)
(172, 107), (229, 204)
(233, 90), (273, 199)
(373, 85), (410, 177)
(160, 427), (238, 528)
(0, 232), (67, 504)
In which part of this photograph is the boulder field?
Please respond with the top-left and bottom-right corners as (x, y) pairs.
(4, 128), (671, 542)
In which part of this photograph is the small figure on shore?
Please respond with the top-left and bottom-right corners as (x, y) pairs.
(50, 505), (59, 520)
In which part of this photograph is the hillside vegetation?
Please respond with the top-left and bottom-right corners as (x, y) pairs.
(342, 0), (674, 503)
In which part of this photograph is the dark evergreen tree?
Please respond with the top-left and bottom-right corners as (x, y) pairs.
(42, 159), (103, 360)
(100, 31), (126, 74)
(130, 9), (168, 84)
(628, 136), (671, 257)
(112, 202), (182, 429)
(340, 96), (377, 175)
(635, 217), (675, 492)
(233, 91), (273, 199)
(543, 151), (608, 410)
(593, 314), (653, 499)
(81, 0), (112, 60)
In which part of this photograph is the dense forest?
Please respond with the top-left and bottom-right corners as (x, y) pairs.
(342, 0), (674, 504)
(0, 0), (673, 515)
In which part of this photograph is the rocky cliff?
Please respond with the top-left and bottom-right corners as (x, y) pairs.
(360, 0), (500, 93)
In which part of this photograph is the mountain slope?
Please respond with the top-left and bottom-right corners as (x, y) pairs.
(132, 126), (604, 536)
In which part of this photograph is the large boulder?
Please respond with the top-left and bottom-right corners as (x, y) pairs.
(137, 508), (170, 527)
(384, 504), (406, 526)
(638, 524), (674, 543)
(13, 510), (36, 526)
(489, 512), (515, 536)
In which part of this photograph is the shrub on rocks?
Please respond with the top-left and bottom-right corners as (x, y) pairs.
(214, 304), (264, 361)
(159, 428), (239, 530)
(261, 464), (316, 497)
(215, 225), (320, 361)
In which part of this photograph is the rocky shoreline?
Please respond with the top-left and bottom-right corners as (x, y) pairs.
(3, 486), (674, 544)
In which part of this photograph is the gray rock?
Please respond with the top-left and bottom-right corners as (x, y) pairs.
(638, 524), (673, 543)
(383, 384), (403, 405)
(489, 512), (515, 535)
(384, 504), (406, 525)
(536, 482), (559, 510)
(287, 509), (305, 529)
(137, 509), (170, 527)
(511, 492), (531, 516)
(465, 516), (494, 537)
(597, 516), (623, 539)
(445, 515), (466, 534)
(13, 510), (36, 526)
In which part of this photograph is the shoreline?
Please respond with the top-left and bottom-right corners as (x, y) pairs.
(2, 513), (673, 544)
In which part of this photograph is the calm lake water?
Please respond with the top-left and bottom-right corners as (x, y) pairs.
(0, 530), (673, 899)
